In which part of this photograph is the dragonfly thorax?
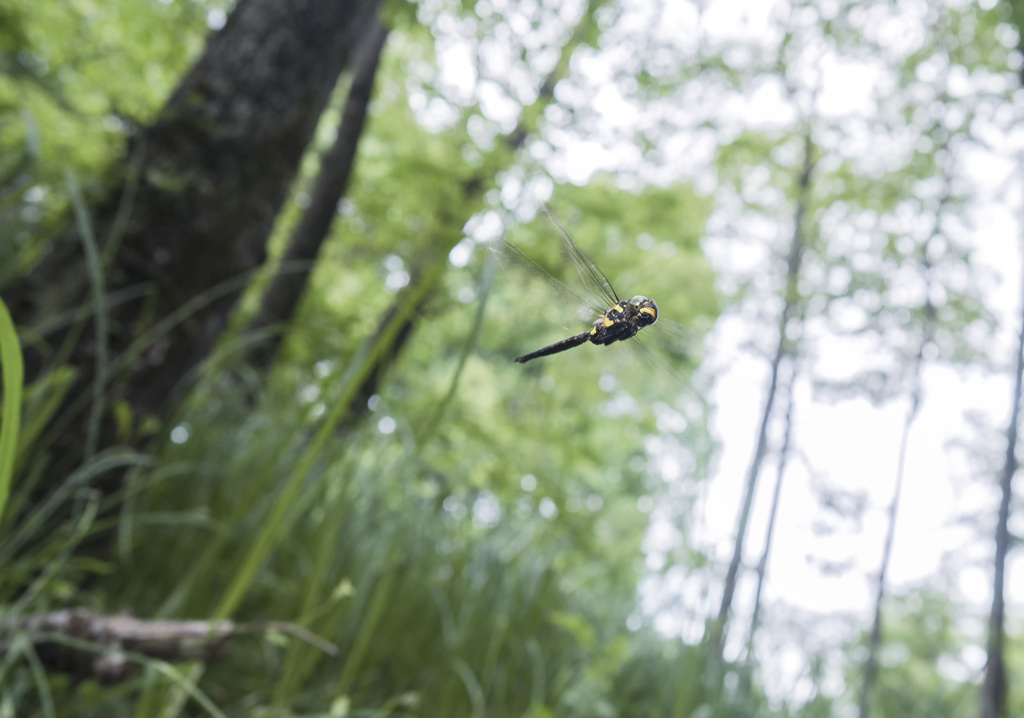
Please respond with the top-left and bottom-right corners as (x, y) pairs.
(629, 295), (659, 327)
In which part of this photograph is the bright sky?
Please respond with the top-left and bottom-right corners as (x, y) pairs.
(427, 0), (1022, 699)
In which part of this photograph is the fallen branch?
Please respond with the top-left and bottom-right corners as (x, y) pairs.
(1, 609), (337, 683)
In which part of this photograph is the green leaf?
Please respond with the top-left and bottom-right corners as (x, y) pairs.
(0, 294), (23, 523)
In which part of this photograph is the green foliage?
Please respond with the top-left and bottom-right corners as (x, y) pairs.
(4, 0), (1020, 716)
(0, 6), (727, 706)
(847, 590), (977, 718)
(75, 376), (645, 716)
(0, 0), (219, 284)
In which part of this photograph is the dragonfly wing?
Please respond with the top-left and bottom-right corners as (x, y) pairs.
(487, 237), (608, 334)
(541, 206), (621, 306)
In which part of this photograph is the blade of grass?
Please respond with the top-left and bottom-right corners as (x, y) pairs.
(1, 458), (46, 536)
(16, 365), (75, 462)
(21, 637), (56, 718)
(332, 543), (400, 699)
(271, 473), (354, 703)
(104, 133), (146, 264)
(24, 283), (151, 349)
(415, 240), (496, 448)
(29, 263), (310, 470)
(452, 659), (486, 718)
(0, 295), (24, 522)
(0, 449), (151, 565)
(35, 269), (267, 460)
(12, 491), (100, 614)
(65, 170), (109, 461)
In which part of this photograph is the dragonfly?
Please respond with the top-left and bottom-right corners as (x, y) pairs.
(495, 208), (681, 370)
(515, 292), (658, 363)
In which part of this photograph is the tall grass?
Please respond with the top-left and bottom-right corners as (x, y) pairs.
(47, 344), (783, 718)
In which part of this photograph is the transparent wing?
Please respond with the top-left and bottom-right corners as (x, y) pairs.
(637, 317), (708, 385)
(486, 236), (608, 334)
(538, 208), (707, 376)
(541, 206), (620, 307)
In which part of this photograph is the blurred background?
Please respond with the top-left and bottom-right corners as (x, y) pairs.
(1, 0), (1022, 715)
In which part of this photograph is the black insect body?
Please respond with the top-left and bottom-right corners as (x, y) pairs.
(514, 294), (659, 363)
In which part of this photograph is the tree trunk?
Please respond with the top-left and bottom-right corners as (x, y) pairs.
(982, 15), (1024, 714)
(708, 131), (814, 668)
(246, 16), (390, 370)
(857, 379), (920, 718)
(745, 357), (796, 654)
(981, 252), (1024, 718)
(11, 0), (378, 487)
(858, 210), (941, 717)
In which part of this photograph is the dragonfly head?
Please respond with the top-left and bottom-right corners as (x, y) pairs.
(629, 295), (659, 327)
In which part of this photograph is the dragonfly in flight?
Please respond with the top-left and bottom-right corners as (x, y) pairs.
(498, 208), (667, 366)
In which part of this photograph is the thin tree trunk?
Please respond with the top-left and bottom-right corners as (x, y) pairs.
(708, 131), (814, 667)
(858, 216), (941, 716)
(246, 15), (390, 370)
(739, 356), (796, 701)
(11, 0), (377, 488)
(857, 372), (921, 718)
(746, 356), (796, 652)
(982, 10), (1024, 717)
(981, 246), (1024, 718)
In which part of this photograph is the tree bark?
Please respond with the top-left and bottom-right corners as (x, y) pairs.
(11, 0), (378, 486)
(246, 16), (390, 370)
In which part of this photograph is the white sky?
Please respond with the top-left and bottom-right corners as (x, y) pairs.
(426, 0), (1023, 700)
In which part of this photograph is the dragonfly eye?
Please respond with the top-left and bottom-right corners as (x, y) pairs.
(630, 295), (658, 326)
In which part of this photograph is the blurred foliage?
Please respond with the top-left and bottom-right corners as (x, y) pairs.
(0, 0), (220, 283)
(844, 590), (979, 718)
(2, 0), (1022, 716)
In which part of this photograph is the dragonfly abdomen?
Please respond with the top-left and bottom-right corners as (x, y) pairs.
(514, 331), (592, 363)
